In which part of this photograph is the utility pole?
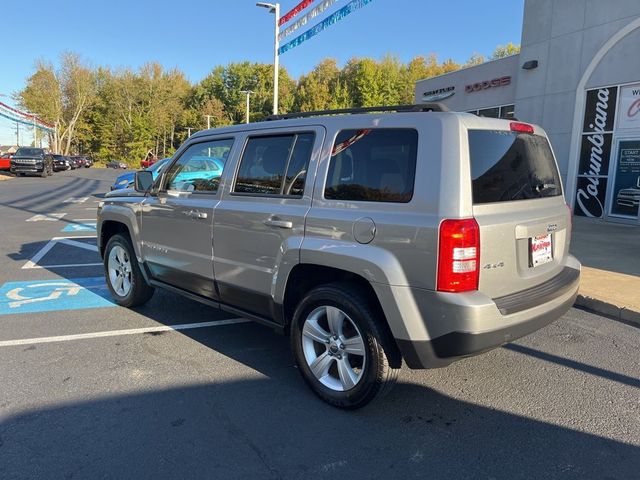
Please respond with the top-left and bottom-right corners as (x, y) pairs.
(256, 2), (280, 115)
(205, 115), (211, 129)
(239, 90), (254, 124)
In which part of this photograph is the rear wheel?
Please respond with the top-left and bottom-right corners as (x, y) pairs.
(291, 283), (399, 409)
(104, 234), (154, 307)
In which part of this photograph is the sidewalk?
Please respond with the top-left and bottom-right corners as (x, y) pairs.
(570, 216), (640, 325)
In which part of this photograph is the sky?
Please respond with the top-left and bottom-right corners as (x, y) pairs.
(0, 0), (525, 145)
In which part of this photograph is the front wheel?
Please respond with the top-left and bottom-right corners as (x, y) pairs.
(104, 234), (154, 307)
(291, 283), (399, 409)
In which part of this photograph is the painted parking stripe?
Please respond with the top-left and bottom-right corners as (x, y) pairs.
(22, 236), (98, 269)
(63, 197), (89, 204)
(0, 318), (249, 347)
(26, 213), (67, 222)
(0, 277), (114, 314)
(61, 222), (96, 232)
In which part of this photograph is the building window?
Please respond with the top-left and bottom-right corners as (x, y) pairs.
(500, 104), (516, 119)
(478, 107), (500, 118)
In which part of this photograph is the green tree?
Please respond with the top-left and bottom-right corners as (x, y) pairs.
(492, 43), (521, 59)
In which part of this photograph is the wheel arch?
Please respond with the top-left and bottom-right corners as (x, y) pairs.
(282, 263), (403, 367)
(98, 206), (141, 260)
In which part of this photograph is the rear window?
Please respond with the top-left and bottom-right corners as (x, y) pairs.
(469, 130), (562, 204)
(325, 129), (417, 203)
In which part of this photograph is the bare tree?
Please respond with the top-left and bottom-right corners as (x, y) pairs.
(19, 52), (96, 154)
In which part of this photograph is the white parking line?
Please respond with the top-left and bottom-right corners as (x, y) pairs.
(63, 197), (90, 204)
(22, 236), (98, 269)
(0, 318), (249, 347)
(26, 213), (67, 222)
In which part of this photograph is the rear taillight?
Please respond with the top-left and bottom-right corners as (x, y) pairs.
(510, 122), (534, 134)
(437, 218), (480, 293)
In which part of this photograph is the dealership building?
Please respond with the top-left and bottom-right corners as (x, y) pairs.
(415, 0), (640, 224)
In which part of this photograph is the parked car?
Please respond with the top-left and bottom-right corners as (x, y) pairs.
(53, 154), (72, 171)
(110, 157), (171, 191)
(141, 156), (158, 169)
(10, 147), (54, 177)
(82, 156), (94, 168)
(106, 160), (128, 169)
(0, 152), (12, 171)
(97, 104), (581, 409)
(74, 156), (86, 168)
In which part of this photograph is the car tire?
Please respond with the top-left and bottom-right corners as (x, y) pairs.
(104, 233), (155, 307)
(291, 282), (399, 409)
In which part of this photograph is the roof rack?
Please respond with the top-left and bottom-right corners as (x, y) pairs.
(266, 103), (449, 121)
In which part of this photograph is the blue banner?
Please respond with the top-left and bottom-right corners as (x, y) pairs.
(279, 0), (375, 55)
(0, 109), (55, 132)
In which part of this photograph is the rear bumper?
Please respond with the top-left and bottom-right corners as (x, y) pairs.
(374, 256), (581, 369)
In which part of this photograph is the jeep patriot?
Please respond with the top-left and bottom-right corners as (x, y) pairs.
(97, 104), (581, 408)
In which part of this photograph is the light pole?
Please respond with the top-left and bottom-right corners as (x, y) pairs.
(205, 115), (211, 129)
(239, 90), (254, 124)
(256, 2), (280, 116)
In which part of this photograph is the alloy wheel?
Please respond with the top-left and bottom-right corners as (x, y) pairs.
(107, 245), (132, 297)
(301, 305), (366, 392)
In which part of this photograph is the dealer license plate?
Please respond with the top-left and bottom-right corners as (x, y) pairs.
(530, 234), (553, 267)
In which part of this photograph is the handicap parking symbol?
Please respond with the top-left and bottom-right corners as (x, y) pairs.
(61, 222), (97, 233)
(0, 277), (115, 315)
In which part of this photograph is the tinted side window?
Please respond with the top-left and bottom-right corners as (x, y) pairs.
(325, 129), (418, 203)
(165, 138), (233, 193)
(235, 133), (314, 196)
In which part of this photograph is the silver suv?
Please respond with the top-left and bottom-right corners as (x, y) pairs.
(97, 104), (580, 409)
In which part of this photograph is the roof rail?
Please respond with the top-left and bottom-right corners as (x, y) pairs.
(266, 103), (449, 121)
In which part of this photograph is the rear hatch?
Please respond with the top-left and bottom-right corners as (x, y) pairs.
(467, 122), (570, 299)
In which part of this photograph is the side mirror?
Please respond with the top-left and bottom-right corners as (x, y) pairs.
(134, 170), (154, 192)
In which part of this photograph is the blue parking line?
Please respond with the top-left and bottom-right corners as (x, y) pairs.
(0, 277), (115, 315)
(61, 222), (97, 232)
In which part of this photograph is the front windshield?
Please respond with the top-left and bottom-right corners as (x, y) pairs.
(15, 148), (44, 157)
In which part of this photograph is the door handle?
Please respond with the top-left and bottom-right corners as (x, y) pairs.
(184, 210), (208, 220)
(264, 218), (293, 229)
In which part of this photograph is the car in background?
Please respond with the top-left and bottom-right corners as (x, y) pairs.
(106, 160), (128, 169)
(69, 156), (81, 169)
(169, 156), (225, 191)
(80, 156), (94, 168)
(141, 157), (158, 169)
(110, 157), (171, 191)
(10, 147), (54, 177)
(74, 156), (86, 168)
(53, 155), (72, 171)
(0, 152), (12, 171)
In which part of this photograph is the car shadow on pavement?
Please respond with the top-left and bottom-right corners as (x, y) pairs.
(503, 343), (640, 389)
(0, 374), (638, 479)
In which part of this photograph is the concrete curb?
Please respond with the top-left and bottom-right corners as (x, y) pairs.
(575, 294), (640, 327)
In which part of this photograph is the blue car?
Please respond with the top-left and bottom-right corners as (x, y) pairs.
(110, 157), (171, 191)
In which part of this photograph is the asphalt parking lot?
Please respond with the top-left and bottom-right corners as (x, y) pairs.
(0, 168), (639, 479)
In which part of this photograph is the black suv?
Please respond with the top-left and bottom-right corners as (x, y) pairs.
(10, 148), (54, 177)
